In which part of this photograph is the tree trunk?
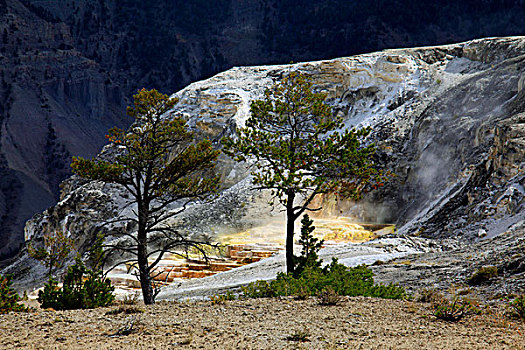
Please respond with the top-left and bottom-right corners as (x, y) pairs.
(138, 243), (154, 304)
(137, 201), (154, 305)
(286, 191), (295, 274)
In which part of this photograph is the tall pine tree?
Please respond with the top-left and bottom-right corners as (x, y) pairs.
(72, 89), (219, 304)
(223, 72), (380, 274)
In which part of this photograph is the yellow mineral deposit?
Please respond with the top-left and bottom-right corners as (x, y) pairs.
(313, 217), (376, 242)
(218, 216), (395, 245)
(109, 217), (394, 292)
(218, 220), (287, 245)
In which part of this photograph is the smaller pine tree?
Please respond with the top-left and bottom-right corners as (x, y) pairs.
(87, 234), (106, 271)
(27, 230), (73, 278)
(293, 214), (324, 277)
(38, 255), (114, 310)
(0, 274), (28, 314)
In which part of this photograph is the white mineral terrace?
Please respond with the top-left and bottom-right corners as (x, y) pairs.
(105, 217), (404, 300)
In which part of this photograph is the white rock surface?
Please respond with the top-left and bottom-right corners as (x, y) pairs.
(157, 235), (435, 300)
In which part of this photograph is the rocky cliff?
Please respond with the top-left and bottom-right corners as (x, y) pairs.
(0, 1), (131, 260)
(2, 0), (525, 261)
(6, 36), (524, 291)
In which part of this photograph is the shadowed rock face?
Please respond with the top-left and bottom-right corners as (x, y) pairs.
(376, 51), (523, 225)
(0, 1), (131, 260)
(2, 0), (525, 261)
(6, 37), (524, 291)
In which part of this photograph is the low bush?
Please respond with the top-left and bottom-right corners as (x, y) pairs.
(432, 295), (480, 322)
(210, 291), (236, 304)
(294, 285), (310, 300)
(467, 266), (498, 285)
(0, 274), (29, 314)
(241, 258), (407, 300)
(106, 305), (144, 315)
(236, 216), (406, 302)
(38, 256), (114, 310)
(286, 328), (310, 342)
(318, 286), (342, 306)
(508, 295), (525, 320)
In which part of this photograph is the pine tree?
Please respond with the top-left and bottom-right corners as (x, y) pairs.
(27, 230), (74, 278)
(223, 72), (381, 273)
(71, 89), (220, 304)
(294, 214), (323, 277)
(0, 275), (28, 314)
(37, 255), (115, 310)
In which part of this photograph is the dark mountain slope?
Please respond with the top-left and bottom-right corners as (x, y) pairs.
(0, 0), (130, 259)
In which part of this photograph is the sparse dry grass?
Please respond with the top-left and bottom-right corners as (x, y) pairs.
(0, 297), (524, 349)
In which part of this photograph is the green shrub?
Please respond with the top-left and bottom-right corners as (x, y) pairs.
(0, 274), (29, 314)
(318, 286), (342, 306)
(38, 256), (114, 310)
(432, 295), (480, 322)
(467, 266), (498, 286)
(508, 295), (525, 320)
(241, 258), (406, 300)
(294, 285), (310, 300)
(210, 291), (236, 304)
(240, 214), (406, 301)
(286, 328), (310, 342)
(241, 280), (278, 298)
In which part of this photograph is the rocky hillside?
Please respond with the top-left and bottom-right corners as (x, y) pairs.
(5, 36), (524, 292)
(0, 0), (131, 260)
(1, 0), (525, 261)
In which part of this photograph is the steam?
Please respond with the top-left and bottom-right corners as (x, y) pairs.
(309, 193), (394, 224)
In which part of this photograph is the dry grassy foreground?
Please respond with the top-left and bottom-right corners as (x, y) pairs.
(1, 297), (524, 349)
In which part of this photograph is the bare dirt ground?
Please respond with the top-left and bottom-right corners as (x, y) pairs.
(1, 297), (524, 350)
